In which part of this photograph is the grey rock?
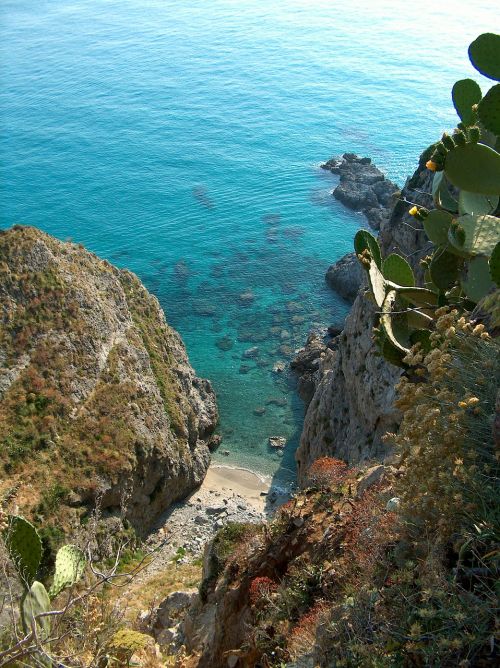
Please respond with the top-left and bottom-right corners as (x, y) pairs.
(324, 153), (399, 232)
(154, 589), (198, 638)
(296, 150), (432, 480)
(325, 252), (365, 303)
(206, 505), (225, 515)
(268, 436), (286, 449)
(242, 346), (259, 359)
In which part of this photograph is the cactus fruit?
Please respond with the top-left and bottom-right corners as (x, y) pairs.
(423, 208), (454, 245)
(444, 142), (500, 195)
(382, 254), (415, 286)
(452, 78), (482, 125)
(462, 255), (495, 302)
(21, 581), (51, 641)
(478, 84), (500, 136)
(490, 241), (500, 286)
(458, 190), (499, 216)
(448, 214), (499, 256)
(48, 544), (86, 599)
(4, 516), (42, 587)
(468, 33), (500, 81)
(354, 229), (382, 269)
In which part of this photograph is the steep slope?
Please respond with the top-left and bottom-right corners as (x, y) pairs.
(295, 149), (434, 480)
(0, 226), (218, 535)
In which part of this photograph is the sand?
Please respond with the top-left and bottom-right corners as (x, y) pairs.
(199, 464), (289, 514)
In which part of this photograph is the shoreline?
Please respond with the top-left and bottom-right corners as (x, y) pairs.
(198, 463), (292, 514)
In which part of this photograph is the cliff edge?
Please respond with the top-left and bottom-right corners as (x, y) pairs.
(0, 226), (218, 536)
(296, 149), (434, 480)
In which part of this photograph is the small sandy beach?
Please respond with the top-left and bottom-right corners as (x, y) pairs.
(199, 464), (288, 514)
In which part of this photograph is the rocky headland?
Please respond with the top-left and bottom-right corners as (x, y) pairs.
(322, 153), (400, 304)
(294, 148), (434, 481)
(0, 226), (218, 538)
(321, 152), (400, 231)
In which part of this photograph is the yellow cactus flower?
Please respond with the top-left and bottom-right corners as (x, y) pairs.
(408, 205), (418, 216)
(425, 160), (438, 171)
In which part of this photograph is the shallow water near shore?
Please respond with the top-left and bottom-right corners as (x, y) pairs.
(1, 0), (496, 485)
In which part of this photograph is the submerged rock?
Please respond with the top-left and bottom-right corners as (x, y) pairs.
(238, 291), (255, 305)
(268, 436), (286, 449)
(216, 336), (233, 351)
(242, 346), (260, 359)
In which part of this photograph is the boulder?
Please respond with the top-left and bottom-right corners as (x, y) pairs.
(325, 252), (364, 303)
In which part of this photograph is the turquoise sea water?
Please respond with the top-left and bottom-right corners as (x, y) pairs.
(1, 1), (497, 484)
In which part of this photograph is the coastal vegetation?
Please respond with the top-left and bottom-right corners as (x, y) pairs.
(0, 29), (498, 668)
(173, 33), (499, 667)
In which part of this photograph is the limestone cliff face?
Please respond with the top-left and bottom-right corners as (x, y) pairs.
(296, 149), (434, 482)
(0, 226), (218, 535)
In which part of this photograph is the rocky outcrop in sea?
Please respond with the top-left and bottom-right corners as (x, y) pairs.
(0, 226), (218, 536)
(321, 152), (400, 231)
(295, 149), (434, 481)
(322, 153), (400, 305)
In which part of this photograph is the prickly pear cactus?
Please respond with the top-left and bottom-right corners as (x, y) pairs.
(354, 32), (500, 368)
(4, 515), (42, 587)
(21, 580), (51, 641)
(48, 544), (86, 599)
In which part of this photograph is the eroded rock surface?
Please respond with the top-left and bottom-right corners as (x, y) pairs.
(0, 226), (218, 535)
(297, 149), (433, 480)
(325, 252), (364, 303)
(321, 153), (399, 231)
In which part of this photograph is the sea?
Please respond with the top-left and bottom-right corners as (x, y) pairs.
(1, 0), (497, 487)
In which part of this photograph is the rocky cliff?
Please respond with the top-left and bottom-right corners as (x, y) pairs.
(295, 149), (434, 481)
(0, 226), (218, 535)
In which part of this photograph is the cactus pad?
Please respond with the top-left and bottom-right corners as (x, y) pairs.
(382, 254), (415, 286)
(21, 580), (51, 641)
(478, 84), (500, 136)
(452, 78), (482, 125)
(429, 248), (462, 291)
(423, 209), (453, 245)
(431, 171), (458, 212)
(459, 190), (499, 216)
(468, 33), (500, 81)
(395, 286), (439, 308)
(366, 259), (387, 308)
(462, 255), (495, 302)
(380, 291), (410, 354)
(448, 214), (500, 257)
(48, 544), (86, 599)
(445, 142), (500, 195)
(4, 515), (42, 587)
(490, 241), (500, 286)
(354, 229), (382, 268)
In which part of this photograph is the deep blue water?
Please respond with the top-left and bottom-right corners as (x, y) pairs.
(1, 0), (497, 483)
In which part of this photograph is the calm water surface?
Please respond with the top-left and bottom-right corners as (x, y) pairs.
(1, 0), (497, 483)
